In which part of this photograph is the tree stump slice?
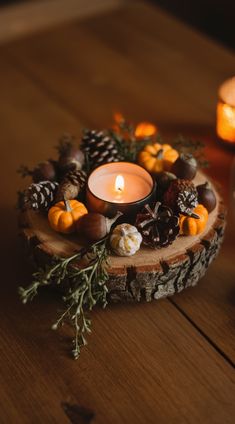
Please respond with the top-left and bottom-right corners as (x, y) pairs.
(19, 171), (226, 303)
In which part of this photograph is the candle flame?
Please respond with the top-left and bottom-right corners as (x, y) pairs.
(115, 175), (125, 192)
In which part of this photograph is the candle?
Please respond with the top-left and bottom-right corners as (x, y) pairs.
(86, 162), (156, 219)
(217, 77), (235, 145)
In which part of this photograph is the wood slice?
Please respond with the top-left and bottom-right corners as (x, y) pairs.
(19, 171), (226, 303)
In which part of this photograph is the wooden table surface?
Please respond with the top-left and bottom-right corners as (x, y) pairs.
(0, 1), (235, 423)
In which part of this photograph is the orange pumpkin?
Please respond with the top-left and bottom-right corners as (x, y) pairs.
(138, 143), (178, 173)
(48, 199), (88, 234)
(179, 204), (208, 236)
(135, 122), (157, 139)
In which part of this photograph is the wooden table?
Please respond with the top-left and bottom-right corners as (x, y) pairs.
(0, 1), (235, 422)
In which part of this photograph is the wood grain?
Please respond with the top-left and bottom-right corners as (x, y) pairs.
(1, 255), (235, 423)
(2, 1), (234, 363)
(0, 0), (123, 44)
(0, 1), (235, 422)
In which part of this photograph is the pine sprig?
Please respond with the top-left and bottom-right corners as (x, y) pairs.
(17, 165), (32, 178)
(170, 134), (209, 168)
(18, 238), (109, 359)
(109, 120), (151, 163)
(111, 115), (209, 167)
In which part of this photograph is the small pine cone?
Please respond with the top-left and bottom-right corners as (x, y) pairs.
(163, 179), (198, 217)
(56, 169), (87, 201)
(135, 202), (179, 249)
(81, 129), (122, 169)
(22, 181), (59, 211)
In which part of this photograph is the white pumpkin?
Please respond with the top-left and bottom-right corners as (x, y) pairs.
(110, 224), (142, 256)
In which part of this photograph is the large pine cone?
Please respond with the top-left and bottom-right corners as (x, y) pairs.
(56, 169), (87, 201)
(163, 179), (198, 217)
(21, 181), (59, 211)
(135, 202), (179, 249)
(80, 129), (122, 169)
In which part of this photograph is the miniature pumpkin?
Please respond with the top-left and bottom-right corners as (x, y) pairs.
(48, 199), (88, 234)
(110, 224), (142, 256)
(138, 143), (178, 174)
(179, 204), (208, 236)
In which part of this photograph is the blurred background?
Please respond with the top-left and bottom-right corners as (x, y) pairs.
(151, 0), (235, 51)
(0, 0), (234, 50)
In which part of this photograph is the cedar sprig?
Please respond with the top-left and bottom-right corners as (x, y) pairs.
(18, 238), (109, 360)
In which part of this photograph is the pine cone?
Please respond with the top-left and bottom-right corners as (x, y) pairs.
(81, 129), (122, 169)
(22, 181), (59, 211)
(135, 202), (179, 248)
(163, 179), (198, 217)
(56, 169), (87, 202)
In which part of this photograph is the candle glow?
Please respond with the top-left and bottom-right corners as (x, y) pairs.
(86, 162), (156, 217)
(115, 175), (125, 193)
(217, 77), (235, 144)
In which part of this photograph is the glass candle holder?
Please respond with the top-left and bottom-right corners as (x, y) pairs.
(217, 77), (235, 146)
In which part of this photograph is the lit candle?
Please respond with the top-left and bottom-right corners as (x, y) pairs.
(217, 77), (235, 145)
(114, 175), (125, 201)
(86, 162), (156, 218)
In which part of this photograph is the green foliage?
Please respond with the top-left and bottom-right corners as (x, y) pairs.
(109, 129), (149, 163)
(170, 134), (209, 168)
(109, 117), (208, 167)
(18, 239), (109, 360)
(17, 164), (32, 178)
(109, 118), (153, 163)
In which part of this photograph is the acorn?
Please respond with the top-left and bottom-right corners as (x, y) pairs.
(196, 182), (216, 213)
(32, 160), (57, 182)
(57, 134), (85, 177)
(171, 153), (197, 180)
(59, 147), (84, 174)
(155, 171), (177, 200)
(76, 211), (123, 241)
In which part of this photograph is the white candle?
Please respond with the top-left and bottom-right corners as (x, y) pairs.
(88, 162), (153, 203)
